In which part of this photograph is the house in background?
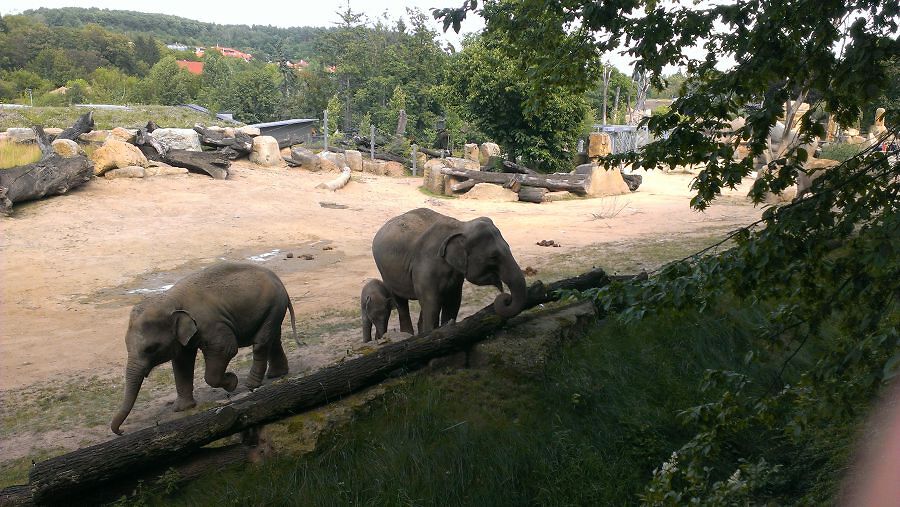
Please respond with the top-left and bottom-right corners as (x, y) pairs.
(176, 60), (205, 75)
(194, 46), (253, 61)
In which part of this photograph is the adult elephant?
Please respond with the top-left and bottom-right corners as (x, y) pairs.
(109, 261), (298, 435)
(372, 208), (527, 335)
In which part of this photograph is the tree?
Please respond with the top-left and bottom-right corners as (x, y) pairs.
(137, 56), (198, 105)
(452, 35), (587, 171)
(438, 0), (899, 504)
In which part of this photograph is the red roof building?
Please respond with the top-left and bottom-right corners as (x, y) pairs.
(176, 60), (205, 75)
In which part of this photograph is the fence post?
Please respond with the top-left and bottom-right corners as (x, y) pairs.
(411, 144), (418, 176)
(323, 109), (329, 151)
(370, 125), (375, 160)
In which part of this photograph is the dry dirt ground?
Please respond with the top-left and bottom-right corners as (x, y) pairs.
(0, 160), (763, 483)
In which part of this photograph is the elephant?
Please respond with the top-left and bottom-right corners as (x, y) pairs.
(110, 261), (298, 435)
(371, 208), (527, 335)
(361, 278), (394, 342)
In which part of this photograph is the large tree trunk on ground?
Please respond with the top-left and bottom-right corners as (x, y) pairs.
(193, 125), (253, 160)
(483, 156), (539, 175)
(450, 179), (477, 193)
(57, 111), (95, 141)
(134, 129), (230, 179)
(25, 268), (632, 505)
(0, 126), (93, 215)
(440, 167), (589, 194)
(517, 187), (548, 203)
(316, 167), (352, 191)
(419, 147), (449, 158)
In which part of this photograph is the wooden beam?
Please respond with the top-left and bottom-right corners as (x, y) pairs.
(440, 167), (589, 194)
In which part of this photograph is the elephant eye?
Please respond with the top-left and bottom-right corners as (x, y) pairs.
(144, 343), (160, 355)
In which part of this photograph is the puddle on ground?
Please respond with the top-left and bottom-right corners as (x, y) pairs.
(83, 240), (342, 307)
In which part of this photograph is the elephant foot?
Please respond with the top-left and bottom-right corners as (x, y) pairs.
(266, 366), (288, 379)
(173, 397), (197, 412)
(222, 372), (239, 392)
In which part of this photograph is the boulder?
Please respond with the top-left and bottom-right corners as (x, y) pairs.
(237, 126), (261, 136)
(459, 183), (518, 202)
(383, 161), (406, 177)
(6, 128), (36, 143)
(223, 127), (236, 138)
(91, 139), (149, 175)
(545, 191), (577, 202)
(345, 150), (363, 172)
(44, 127), (64, 138)
(150, 128), (202, 152)
(144, 165), (189, 176)
(362, 159), (386, 175)
(79, 130), (110, 144)
(51, 139), (81, 158)
(588, 132), (612, 158)
(586, 165), (630, 197)
(319, 151), (347, 169)
(445, 157), (479, 171)
(422, 158), (450, 195)
(319, 157), (340, 173)
(479, 142), (501, 164)
(463, 143), (480, 162)
(108, 127), (136, 143)
(249, 135), (282, 166)
(290, 147), (321, 171)
(104, 166), (146, 179)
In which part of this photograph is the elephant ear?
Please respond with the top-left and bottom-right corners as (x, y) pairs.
(172, 310), (197, 346)
(439, 232), (467, 273)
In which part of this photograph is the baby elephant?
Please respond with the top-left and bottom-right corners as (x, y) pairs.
(110, 261), (299, 435)
(361, 278), (394, 342)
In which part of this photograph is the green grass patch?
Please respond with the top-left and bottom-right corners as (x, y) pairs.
(146, 304), (773, 506)
(819, 142), (863, 162)
(0, 106), (238, 131)
(0, 141), (41, 168)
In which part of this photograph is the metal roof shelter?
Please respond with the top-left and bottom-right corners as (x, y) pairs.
(249, 118), (319, 148)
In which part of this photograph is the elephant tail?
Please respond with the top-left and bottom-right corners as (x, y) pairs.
(287, 299), (301, 347)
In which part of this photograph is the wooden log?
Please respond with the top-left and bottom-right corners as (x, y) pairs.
(482, 156), (539, 175)
(135, 129), (229, 179)
(518, 187), (547, 203)
(440, 167), (589, 194)
(450, 179), (477, 193)
(57, 111), (95, 141)
(28, 268), (625, 504)
(193, 125), (253, 159)
(0, 126), (94, 216)
(316, 167), (352, 191)
(419, 147), (449, 158)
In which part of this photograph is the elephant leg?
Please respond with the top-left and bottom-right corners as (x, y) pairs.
(376, 313), (389, 340)
(440, 290), (462, 327)
(171, 347), (198, 412)
(202, 326), (239, 392)
(418, 296), (441, 335)
(362, 315), (373, 343)
(266, 337), (289, 379)
(395, 297), (414, 334)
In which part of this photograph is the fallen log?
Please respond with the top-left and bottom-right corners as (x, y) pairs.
(419, 147), (450, 158)
(450, 179), (477, 193)
(316, 167), (352, 191)
(135, 129), (230, 180)
(193, 125), (253, 159)
(0, 126), (94, 215)
(57, 111), (95, 141)
(440, 167), (589, 194)
(483, 156), (539, 175)
(27, 267), (625, 504)
(518, 187), (547, 203)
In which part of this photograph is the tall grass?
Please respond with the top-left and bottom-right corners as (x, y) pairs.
(143, 305), (779, 506)
(0, 142), (41, 168)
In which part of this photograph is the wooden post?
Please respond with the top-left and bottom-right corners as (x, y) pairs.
(411, 144), (418, 176)
(613, 86), (621, 124)
(370, 125), (375, 160)
(323, 109), (329, 151)
(602, 65), (611, 125)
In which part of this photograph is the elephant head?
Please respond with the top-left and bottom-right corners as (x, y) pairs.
(438, 217), (527, 318)
(110, 297), (197, 435)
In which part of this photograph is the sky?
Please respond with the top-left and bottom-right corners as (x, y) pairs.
(0, 0), (486, 51)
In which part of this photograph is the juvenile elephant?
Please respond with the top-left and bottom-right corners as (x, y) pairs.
(372, 208), (527, 335)
(361, 278), (394, 342)
(110, 261), (298, 435)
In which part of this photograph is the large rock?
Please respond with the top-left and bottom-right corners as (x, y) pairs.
(383, 161), (406, 177)
(249, 136), (282, 166)
(422, 158), (450, 195)
(51, 139), (81, 158)
(463, 143), (480, 162)
(319, 151), (347, 169)
(459, 183), (518, 202)
(144, 165), (189, 176)
(6, 128), (36, 143)
(79, 130), (110, 144)
(150, 128), (202, 152)
(362, 159), (387, 175)
(44, 127), (63, 138)
(588, 132), (612, 158)
(585, 165), (630, 197)
(479, 142), (501, 164)
(319, 157), (340, 173)
(445, 157), (479, 171)
(344, 150), (363, 172)
(91, 139), (148, 175)
(237, 126), (261, 136)
(108, 127), (136, 143)
(290, 147), (321, 171)
(104, 166), (146, 179)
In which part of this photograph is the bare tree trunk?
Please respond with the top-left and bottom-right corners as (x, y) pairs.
(315, 168), (351, 191)
(440, 167), (589, 194)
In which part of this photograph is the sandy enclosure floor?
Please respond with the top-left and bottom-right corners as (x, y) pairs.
(0, 161), (762, 459)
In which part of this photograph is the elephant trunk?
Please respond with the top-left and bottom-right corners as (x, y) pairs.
(110, 358), (146, 435)
(493, 256), (528, 318)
